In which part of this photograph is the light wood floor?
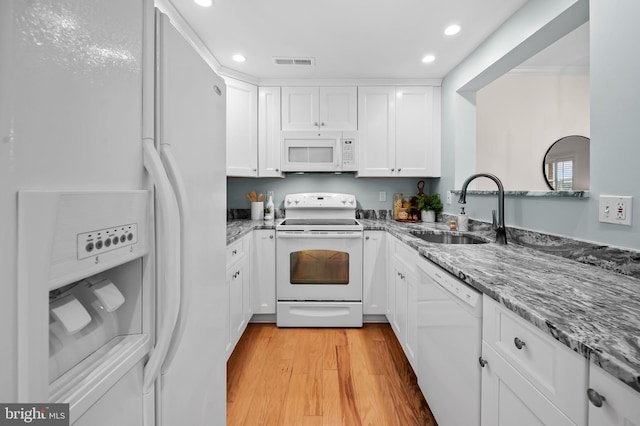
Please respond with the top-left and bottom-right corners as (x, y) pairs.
(227, 323), (437, 425)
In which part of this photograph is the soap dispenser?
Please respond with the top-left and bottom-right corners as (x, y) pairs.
(458, 206), (469, 232)
(265, 191), (275, 221)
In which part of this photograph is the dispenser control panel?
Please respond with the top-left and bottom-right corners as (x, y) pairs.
(77, 223), (138, 260)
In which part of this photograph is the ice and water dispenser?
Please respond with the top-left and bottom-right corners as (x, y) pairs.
(18, 191), (152, 425)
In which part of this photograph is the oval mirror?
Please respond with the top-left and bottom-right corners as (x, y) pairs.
(543, 135), (590, 191)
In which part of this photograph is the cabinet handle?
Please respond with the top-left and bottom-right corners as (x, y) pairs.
(275, 168), (279, 172)
(232, 249), (237, 255)
(365, 236), (370, 240)
(252, 168), (257, 172)
(391, 168), (395, 172)
(478, 357), (488, 368)
(269, 235), (274, 239)
(314, 122), (319, 126)
(397, 168), (402, 172)
(587, 388), (606, 407)
(514, 337), (526, 350)
(320, 122), (325, 126)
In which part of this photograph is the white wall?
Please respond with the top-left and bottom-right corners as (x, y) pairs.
(476, 72), (590, 190)
(437, 0), (640, 251)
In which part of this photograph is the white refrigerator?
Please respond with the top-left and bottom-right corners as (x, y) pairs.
(0, 0), (227, 424)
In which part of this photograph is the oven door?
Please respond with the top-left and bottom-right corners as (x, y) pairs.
(276, 231), (363, 301)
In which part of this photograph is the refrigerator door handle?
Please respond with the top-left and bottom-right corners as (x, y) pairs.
(158, 142), (191, 374)
(142, 139), (181, 393)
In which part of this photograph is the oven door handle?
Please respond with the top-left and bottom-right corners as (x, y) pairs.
(277, 232), (363, 239)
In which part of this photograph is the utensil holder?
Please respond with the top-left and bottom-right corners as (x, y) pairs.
(251, 202), (264, 220)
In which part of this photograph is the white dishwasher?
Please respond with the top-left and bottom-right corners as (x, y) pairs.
(417, 257), (483, 426)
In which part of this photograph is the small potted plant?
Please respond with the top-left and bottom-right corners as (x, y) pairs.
(416, 193), (443, 222)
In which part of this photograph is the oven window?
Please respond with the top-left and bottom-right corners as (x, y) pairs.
(290, 250), (349, 284)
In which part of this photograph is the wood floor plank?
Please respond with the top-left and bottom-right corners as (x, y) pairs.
(304, 356), (323, 416)
(335, 344), (363, 426)
(322, 369), (343, 426)
(345, 329), (383, 425)
(241, 358), (293, 426)
(227, 326), (274, 424)
(227, 323), (437, 426)
(280, 373), (309, 425)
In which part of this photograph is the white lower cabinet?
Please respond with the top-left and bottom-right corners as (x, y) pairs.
(252, 229), (276, 314)
(387, 235), (418, 371)
(363, 231), (386, 315)
(587, 363), (640, 426)
(481, 343), (577, 426)
(225, 233), (253, 359)
(481, 297), (588, 426)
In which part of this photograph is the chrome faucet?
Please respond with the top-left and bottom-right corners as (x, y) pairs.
(458, 173), (507, 245)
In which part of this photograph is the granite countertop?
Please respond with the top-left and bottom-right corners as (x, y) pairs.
(227, 219), (640, 394)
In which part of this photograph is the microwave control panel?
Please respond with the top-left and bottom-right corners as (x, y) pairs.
(342, 138), (357, 170)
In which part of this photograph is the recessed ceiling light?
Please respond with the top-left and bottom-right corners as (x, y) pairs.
(444, 24), (461, 36)
(422, 55), (436, 64)
(232, 54), (246, 63)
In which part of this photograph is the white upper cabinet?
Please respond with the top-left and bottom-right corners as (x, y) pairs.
(358, 86), (441, 177)
(226, 78), (258, 177)
(358, 87), (396, 177)
(281, 86), (357, 131)
(258, 87), (282, 177)
(396, 87), (441, 177)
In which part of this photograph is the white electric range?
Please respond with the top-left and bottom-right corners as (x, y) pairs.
(275, 193), (363, 327)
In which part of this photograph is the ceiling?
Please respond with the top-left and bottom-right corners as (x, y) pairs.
(168, 0), (530, 81)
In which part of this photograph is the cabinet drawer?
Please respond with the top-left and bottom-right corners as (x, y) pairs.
(391, 237), (418, 273)
(226, 235), (248, 266)
(483, 297), (587, 424)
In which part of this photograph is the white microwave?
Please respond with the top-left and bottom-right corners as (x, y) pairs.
(281, 131), (357, 172)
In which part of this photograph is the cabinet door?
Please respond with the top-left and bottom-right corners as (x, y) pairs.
(226, 78), (257, 176)
(395, 86), (441, 177)
(252, 230), (276, 314)
(258, 87), (282, 177)
(357, 87), (396, 177)
(481, 343), (576, 426)
(363, 231), (386, 315)
(281, 87), (318, 130)
(319, 86), (357, 130)
(405, 272), (418, 372)
(386, 236), (397, 328)
(394, 258), (408, 347)
(588, 364), (640, 426)
(226, 266), (243, 358)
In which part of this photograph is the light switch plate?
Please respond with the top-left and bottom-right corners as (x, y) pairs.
(599, 195), (632, 225)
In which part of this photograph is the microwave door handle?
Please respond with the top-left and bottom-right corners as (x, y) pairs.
(277, 233), (363, 239)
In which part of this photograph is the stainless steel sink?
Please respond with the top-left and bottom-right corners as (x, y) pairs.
(409, 231), (489, 244)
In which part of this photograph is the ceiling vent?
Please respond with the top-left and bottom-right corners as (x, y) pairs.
(273, 57), (315, 66)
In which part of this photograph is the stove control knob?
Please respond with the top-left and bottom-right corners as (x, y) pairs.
(286, 197), (293, 205)
(294, 198), (300, 204)
(341, 197), (347, 204)
(348, 197), (355, 205)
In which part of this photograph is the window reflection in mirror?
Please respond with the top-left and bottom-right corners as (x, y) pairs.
(543, 135), (590, 191)
(475, 22), (590, 191)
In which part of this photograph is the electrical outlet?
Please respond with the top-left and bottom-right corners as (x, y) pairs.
(599, 195), (632, 225)
(446, 191), (452, 205)
(379, 191), (386, 202)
